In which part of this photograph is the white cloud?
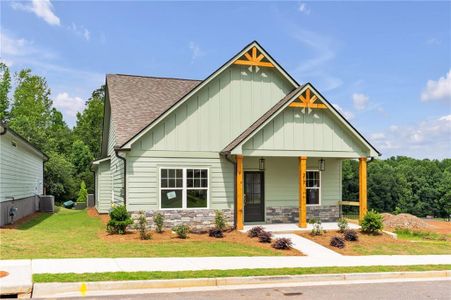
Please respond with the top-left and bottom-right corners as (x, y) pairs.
(421, 70), (451, 102)
(426, 38), (441, 46)
(332, 103), (354, 120)
(298, 3), (311, 15)
(68, 23), (91, 41)
(371, 115), (451, 159)
(352, 93), (369, 110)
(11, 0), (60, 26)
(189, 41), (205, 62)
(54, 92), (85, 121)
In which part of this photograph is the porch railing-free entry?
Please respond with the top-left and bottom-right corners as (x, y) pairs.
(339, 201), (360, 220)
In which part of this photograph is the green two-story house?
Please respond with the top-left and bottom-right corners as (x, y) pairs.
(92, 41), (380, 230)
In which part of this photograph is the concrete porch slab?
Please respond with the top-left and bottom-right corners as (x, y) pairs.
(241, 222), (360, 233)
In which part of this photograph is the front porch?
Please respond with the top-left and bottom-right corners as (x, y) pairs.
(235, 156), (368, 230)
(242, 222), (361, 233)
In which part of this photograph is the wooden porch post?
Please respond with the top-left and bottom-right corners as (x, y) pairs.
(236, 155), (244, 230)
(359, 157), (368, 220)
(298, 156), (307, 228)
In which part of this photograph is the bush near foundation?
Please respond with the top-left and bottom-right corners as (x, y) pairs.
(258, 230), (273, 243)
(360, 210), (384, 234)
(106, 205), (133, 235)
(248, 226), (264, 238)
(172, 224), (190, 239)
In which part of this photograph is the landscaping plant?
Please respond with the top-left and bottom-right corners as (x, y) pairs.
(258, 230), (272, 243)
(271, 237), (293, 250)
(208, 228), (224, 238)
(106, 205), (133, 235)
(134, 211), (152, 240)
(343, 229), (359, 241)
(360, 210), (384, 234)
(248, 226), (264, 238)
(76, 181), (88, 203)
(214, 210), (227, 231)
(309, 218), (324, 236)
(330, 236), (345, 248)
(337, 217), (348, 233)
(172, 224), (190, 239)
(153, 212), (164, 233)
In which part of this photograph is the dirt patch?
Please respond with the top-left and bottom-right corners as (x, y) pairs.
(423, 220), (451, 235)
(381, 213), (433, 231)
(98, 229), (302, 256)
(298, 230), (410, 256)
(87, 208), (109, 224)
(0, 271), (9, 278)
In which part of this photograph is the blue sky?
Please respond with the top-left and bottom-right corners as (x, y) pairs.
(1, 1), (450, 158)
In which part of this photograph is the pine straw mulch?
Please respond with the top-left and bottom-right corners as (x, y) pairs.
(0, 271), (9, 278)
(423, 220), (451, 235)
(87, 208), (302, 256)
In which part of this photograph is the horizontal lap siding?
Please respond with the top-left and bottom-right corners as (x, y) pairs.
(107, 116), (124, 205)
(96, 161), (112, 213)
(0, 133), (43, 201)
(243, 157), (341, 208)
(126, 156), (234, 212)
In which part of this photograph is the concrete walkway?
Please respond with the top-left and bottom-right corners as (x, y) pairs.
(273, 233), (342, 257)
(1, 255), (444, 274)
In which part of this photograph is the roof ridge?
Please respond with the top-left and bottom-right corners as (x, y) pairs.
(108, 73), (201, 82)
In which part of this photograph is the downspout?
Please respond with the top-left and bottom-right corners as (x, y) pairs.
(114, 148), (127, 206)
(222, 152), (237, 229)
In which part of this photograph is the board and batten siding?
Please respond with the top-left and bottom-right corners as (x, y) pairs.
(126, 155), (234, 211)
(0, 132), (44, 201)
(95, 161), (112, 213)
(243, 157), (342, 207)
(135, 65), (293, 153)
(241, 107), (369, 157)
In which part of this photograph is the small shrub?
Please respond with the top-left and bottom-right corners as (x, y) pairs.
(214, 210), (227, 231)
(258, 230), (272, 243)
(360, 210), (384, 234)
(106, 205), (133, 235)
(134, 211), (152, 240)
(330, 236), (345, 248)
(76, 181), (88, 203)
(153, 212), (164, 233)
(248, 226), (264, 238)
(337, 218), (349, 233)
(271, 237), (293, 250)
(309, 218), (324, 236)
(343, 229), (359, 241)
(172, 224), (189, 239)
(208, 228), (224, 238)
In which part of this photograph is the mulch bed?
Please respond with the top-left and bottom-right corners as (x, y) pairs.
(0, 271), (9, 278)
(423, 220), (451, 235)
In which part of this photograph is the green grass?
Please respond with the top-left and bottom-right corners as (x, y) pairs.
(395, 229), (449, 241)
(0, 208), (283, 259)
(33, 265), (451, 283)
(351, 242), (451, 255)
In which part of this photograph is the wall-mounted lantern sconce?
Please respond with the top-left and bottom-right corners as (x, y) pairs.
(319, 158), (325, 171)
(259, 158), (265, 171)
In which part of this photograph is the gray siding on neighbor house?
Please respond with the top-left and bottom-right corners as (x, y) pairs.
(0, 132), (44, 202)
(126, 154), (234, 211)
(95, 160), (112, 213)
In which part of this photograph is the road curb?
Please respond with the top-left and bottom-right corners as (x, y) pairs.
(32, 270), (451, 298)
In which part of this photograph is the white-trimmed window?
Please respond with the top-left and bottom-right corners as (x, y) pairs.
(306, 170), (321, 205)
(160, 168), (209, 209)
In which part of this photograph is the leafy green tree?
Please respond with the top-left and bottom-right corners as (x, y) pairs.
(77, 181), (88, 203)
(0, 62), (11, 121)
(47, 108), (73, 154)
(73, 86), (105, 158)
(44, 152), (77, 201)
(9, 69), (52, 150)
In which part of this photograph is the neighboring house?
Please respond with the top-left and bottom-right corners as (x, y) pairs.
(0, 122), (48, 226)
(92, 41), (380, 230)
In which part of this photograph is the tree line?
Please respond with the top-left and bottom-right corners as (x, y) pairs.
(1, 63), (449, 217)
(0, 63), (103, 201)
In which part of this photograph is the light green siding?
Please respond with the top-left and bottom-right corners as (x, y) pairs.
(126, 154), (234, 211)
(107, 113), (125, 205)
(137, 65), (293, 152)
(0, 132), (44, 202)
(243, 157), (342, 208)
(95, 160), (112, 213)
(241, 107), (370, 157)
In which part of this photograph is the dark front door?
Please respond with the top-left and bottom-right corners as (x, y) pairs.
(244, 171), (264, 222)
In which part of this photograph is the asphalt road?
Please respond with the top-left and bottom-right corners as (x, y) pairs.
(60, 280), (451, 300)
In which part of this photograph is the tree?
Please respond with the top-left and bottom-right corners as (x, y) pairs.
(9, 69), (52, 150)
(77, 181), (88, 203)
(0, 62), (11, 121)
(73, 85), (105, 158)
(44, 152), (77, 201)
(47, 108), (73, 154)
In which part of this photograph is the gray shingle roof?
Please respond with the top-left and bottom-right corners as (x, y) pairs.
(106, 74), (201, 147)
(221, 85), (305, 153)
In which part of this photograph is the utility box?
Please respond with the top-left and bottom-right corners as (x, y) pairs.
(40, 195), (55, 213)
(87, 194), (95, 207)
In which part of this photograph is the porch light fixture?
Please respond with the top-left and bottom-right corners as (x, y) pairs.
(319, 158), (325, 171)
(259, 158), (265, 171)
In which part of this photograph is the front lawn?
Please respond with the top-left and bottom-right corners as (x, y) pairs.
(0, 208), (298, 259)
(298, 230), (451, 255)
(33, 264), (451, 283)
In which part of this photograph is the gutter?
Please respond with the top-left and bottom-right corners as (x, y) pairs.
(223, 153), (237, 229)
(114, 148), (129, 206)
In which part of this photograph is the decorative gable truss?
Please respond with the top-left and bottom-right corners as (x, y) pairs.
(288, 88), (327, 110)
(233, 47), (275, 68)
